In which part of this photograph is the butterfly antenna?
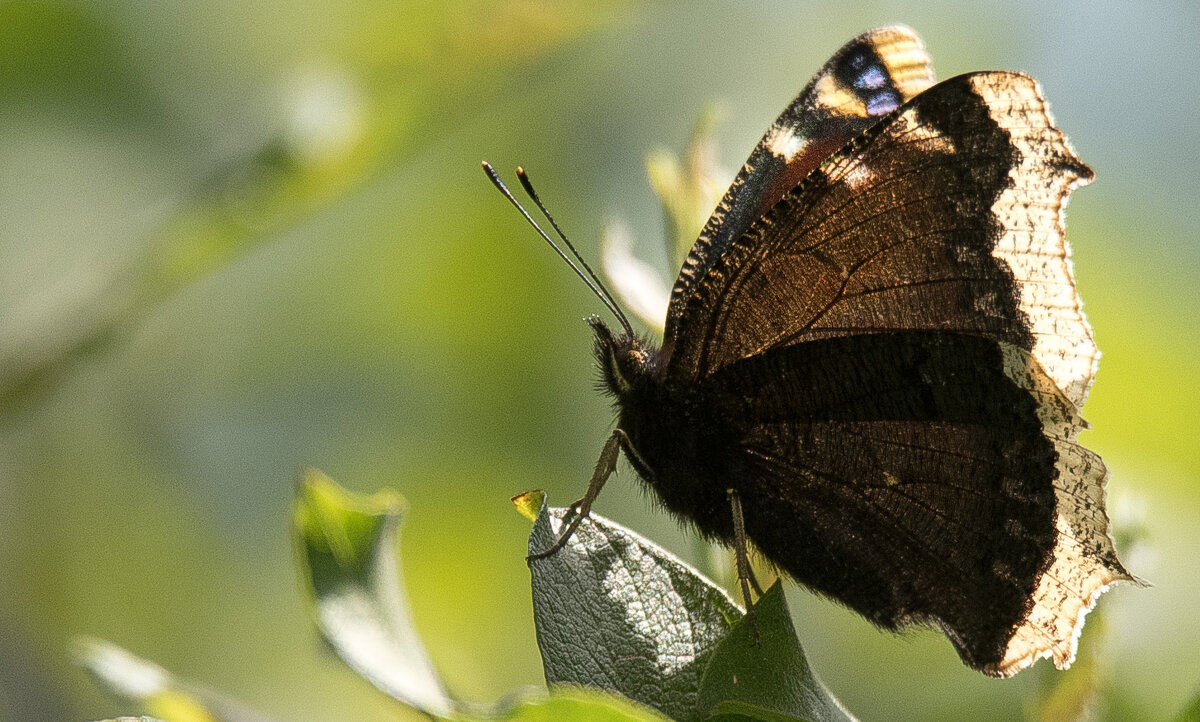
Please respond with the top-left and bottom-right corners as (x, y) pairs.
(482, 161), (634, 336)
(513, 167), (633, 335)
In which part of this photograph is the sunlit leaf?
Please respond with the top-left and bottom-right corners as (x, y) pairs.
(521, 497), (855, 721)
(513, 489), (547, 523)
(646, 106), (729, 269)
(523, 496), (739, 720)
(73, 637), (273, 722)
(601, 219), (673, 333)
(291, 468), (452, 717)
(602, 107), (730, 332)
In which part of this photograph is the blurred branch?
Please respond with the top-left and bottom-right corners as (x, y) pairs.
(0, 0), (629, 417)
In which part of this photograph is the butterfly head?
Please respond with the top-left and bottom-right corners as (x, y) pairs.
(589, 316), (661, 399)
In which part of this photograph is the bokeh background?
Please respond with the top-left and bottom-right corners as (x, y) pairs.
(2, 1), (1197, 720)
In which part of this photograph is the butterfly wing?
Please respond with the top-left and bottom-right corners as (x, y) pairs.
(666, 72), (1099, 410)
(703, 330), (1132, 676)
(665, 26), (935, 340)
(670, 72), (1131, 675)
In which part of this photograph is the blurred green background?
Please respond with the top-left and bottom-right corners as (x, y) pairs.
(1, 1), (1197, 720)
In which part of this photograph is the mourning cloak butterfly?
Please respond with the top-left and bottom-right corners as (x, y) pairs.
(485, 25), (1136, 677)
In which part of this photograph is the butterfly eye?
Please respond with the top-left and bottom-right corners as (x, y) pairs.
(604, 347), (650, 396)
(615, 349), (641, 380)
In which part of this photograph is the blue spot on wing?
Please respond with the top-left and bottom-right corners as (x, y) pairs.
(866, 90), (902, 115)
(857, 65), (888, 89)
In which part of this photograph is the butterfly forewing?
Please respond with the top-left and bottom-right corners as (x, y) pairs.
(665, 26), (935, 345)
(667, 72), (1097, 410)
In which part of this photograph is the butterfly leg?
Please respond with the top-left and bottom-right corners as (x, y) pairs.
(747, 560), (765, 598)
(527, 429), (625, 561)
(727, 487), (762, 644)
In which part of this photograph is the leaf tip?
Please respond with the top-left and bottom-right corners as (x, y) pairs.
(292, 467), (407, 572)
(295, 466), (406, 520)
(512, 489), (546, 522)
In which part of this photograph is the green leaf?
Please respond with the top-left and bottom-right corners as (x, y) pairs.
(73, 637), (274, 722)
(1175, 682), (1200, 722)
(524, 498), (741, 721)
(645, 106), (729, 272)
(697, 583), (854, 722)
(602, 108), (727, 333)
(500, 685), (670, 721)
(291, 468), (452, 717)
(523, 498), (854, 722)
(705, 700), (819, 722)
(1029, 599), (1105, 721)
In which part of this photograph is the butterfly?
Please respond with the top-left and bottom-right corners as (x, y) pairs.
(484, 25), (1136, 678)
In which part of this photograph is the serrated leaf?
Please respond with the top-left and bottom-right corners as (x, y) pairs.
(525, 498), (740, 721)
(697, 584), (854, 722)
(292, 468), (452, 717)
(73, 637), (274, 722)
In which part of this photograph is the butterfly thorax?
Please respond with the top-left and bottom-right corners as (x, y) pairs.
(590, 317), (739, 541)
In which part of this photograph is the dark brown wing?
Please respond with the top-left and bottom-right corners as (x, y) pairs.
(666, 26), (934, 337)
(704, 332), (1133, 676)
(666, 72), (1099, 409)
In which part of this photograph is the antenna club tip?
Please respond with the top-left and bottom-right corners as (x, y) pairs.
(481, 161), (504, 185)
(516, 166), (527, 177)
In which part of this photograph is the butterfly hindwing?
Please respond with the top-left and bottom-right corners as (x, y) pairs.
(665, 26), (935, 344)
(701, 330), (1127, 674)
